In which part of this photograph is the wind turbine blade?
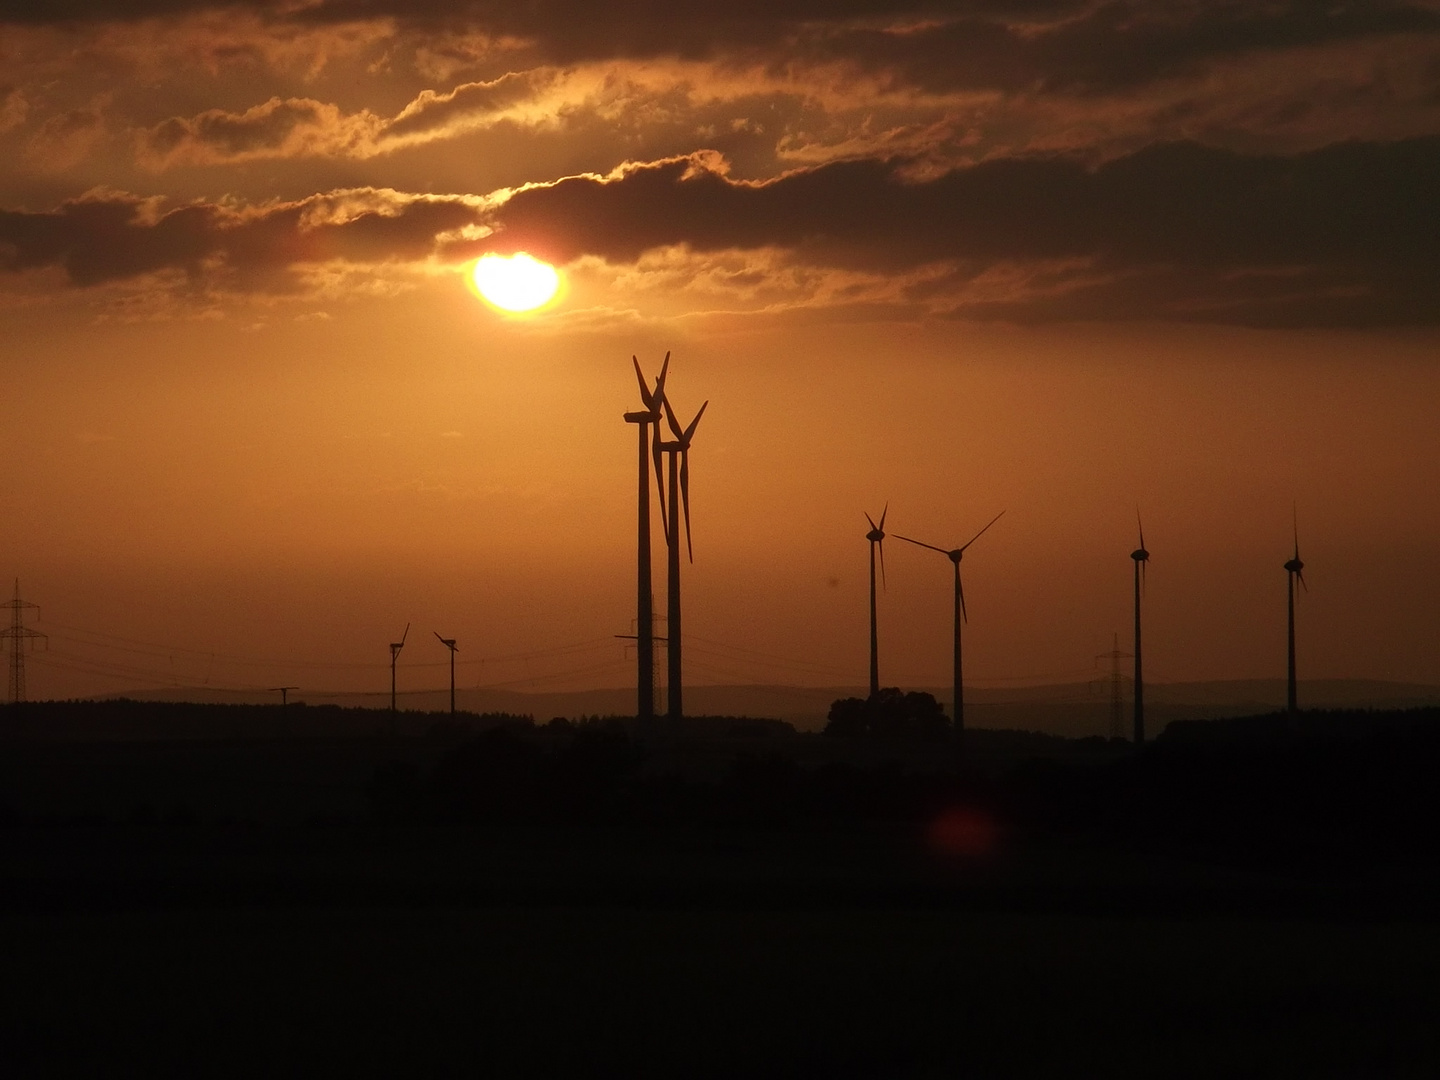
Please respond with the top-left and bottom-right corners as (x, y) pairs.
(633, 356), (652, 406)
(958, 569), (968, 623)
(878, 503), (888, 531)
(960, 510), (1005, 552)
(893, 533), (949, 555)
(682, 400), (708, 443)
(434, 631), (445, 645)
(864, 512), (878, 531)
(1137, 509), (1145, 551)
(1297, 569), (1307, 593)
(681, 449), (694, 562)
(664, 394), (686, 440)
(878, 537), (887, 590)
(654, 352), (670, 400)
(400, 623), (409, 646)
(652, 426), (668, 540)
(1292, 504), (1301, 561)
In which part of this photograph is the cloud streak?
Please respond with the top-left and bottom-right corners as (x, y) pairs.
(135, 69), (561, 168)
(0, 188), (486, 288)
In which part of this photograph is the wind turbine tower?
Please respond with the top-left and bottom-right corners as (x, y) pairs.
(389, 623), (409, 714)
(435, 633), (458, 714)
(864, 507), (888, 697)
(1285, 510), (1307, 716)
(622, 353), (670, 723)
(1130, 516), (1149, 744)
(658, 392), (707, 720)
(894, 510), (1004, 737)
(2, 580), (47, 705)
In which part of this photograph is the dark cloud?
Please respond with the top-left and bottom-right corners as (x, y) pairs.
(0, 189), (483, 287)
(142, 98), (332, 164)
(2, 2), (1434, 95)
(486, 137), (1440, 326)
(823, 3), (1440, 94)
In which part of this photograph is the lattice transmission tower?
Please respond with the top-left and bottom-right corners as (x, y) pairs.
(2, 580), (48, 704)
(1095, 631), (1133, 740)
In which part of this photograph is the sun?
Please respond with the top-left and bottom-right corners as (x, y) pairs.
(471, 252), (561, 312)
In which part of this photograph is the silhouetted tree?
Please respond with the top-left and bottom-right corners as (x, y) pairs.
(823, 688), (949, 740)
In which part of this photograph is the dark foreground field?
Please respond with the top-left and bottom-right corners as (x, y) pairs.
(3, 701), (1440, 1076)
(6, 902), (1439, 1077)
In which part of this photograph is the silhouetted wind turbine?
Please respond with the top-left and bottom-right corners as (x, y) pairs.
(389, 623), (409, 715)
(1130, 514), (1149, 744)
(435, 632), (458, 715)
(894, 510), (1004, 738)
(1285, 508), (1307, 717)
(864, 506), (887, 697)
(622, 352), (670, 724)
(658, 392), (707, 720)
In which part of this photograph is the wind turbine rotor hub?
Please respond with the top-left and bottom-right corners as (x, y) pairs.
(1131, 548), (1149, 561)
(867, 529), (885, 542)
(1285, 558), (1304, 573)
(947, 550), (962, 562)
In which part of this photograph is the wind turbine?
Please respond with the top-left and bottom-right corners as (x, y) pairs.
(658, 391), (708, 720)
(435, 632), (458, 715)
(622, 352), (670, 723)
(1130, 515), (1149, 744)
(389, 623), (409, 715)
(894, 510), (1004, 738)
(1285, 508), (1307, 717)
(864, 507), (887, 697)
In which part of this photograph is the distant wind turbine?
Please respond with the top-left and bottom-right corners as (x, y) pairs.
(864, 506), (888, 697)
(658, 391), (708, 720)
(389, 623), (409, 715)
(1285, 508), (1307, 717)
(622, 352), (670, 724)
(1130, 514), (1149, 744)
(435, 632), (458, 715)
(894, 510), (1004, 738)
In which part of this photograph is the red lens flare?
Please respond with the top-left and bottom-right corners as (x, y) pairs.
(928, 807), (1000, 857)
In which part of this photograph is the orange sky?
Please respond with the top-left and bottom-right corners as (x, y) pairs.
(2, 3), (1438, 701)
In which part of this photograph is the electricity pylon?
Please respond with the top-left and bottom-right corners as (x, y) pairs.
(2, 578), (46, 705)
(2, 580), (47, 705)
(1095, 632), (1133, 740)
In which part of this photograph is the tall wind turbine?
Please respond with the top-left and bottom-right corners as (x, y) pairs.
(622, 353), (670, 723)
(894, 510), (1004, 737)
(1285, 509), (1307, 716)
(1130, 515), (1149, 744)
(658, 392), (708, 720)
(389, 623), (409, 715)
(864, 507), (888, 697)
(435, 632), (458, 715)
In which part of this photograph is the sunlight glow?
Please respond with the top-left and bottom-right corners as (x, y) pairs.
(472, 253), (561, 312)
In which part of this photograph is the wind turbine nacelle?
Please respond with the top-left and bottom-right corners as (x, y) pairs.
(1285, 558), (1304, 573)
(1131, 549), (1149, 561)
(867, 529), (885, 542)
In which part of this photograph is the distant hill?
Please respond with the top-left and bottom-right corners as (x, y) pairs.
(83, 679), (1440, 738)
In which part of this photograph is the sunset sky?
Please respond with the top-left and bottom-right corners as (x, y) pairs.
(2, 1), (1438, 703)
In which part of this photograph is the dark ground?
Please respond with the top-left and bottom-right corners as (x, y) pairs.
(3, 701), (1439, 1077)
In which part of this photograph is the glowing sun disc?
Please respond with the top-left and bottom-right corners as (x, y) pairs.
(472, 252), (560, 312)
